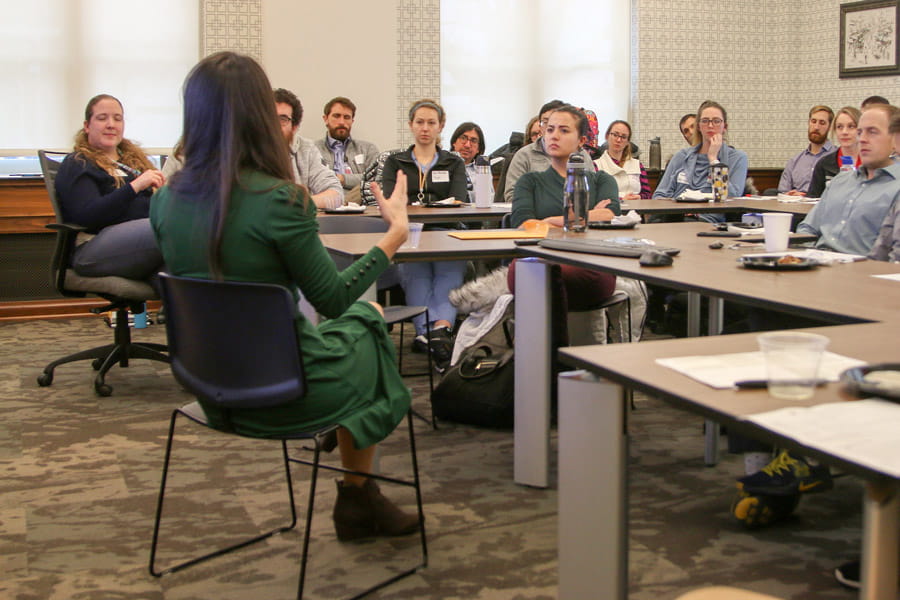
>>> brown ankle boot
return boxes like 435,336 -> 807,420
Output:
332,480 -> 378,541
332,479 -> 420,541
363,479 -> 421,537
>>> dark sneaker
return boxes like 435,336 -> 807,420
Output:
737,450 -> 833,496
411,334 -> 429,354
428,327 -> 452,373
834,559 -> 860,590
731,489 -> 800,529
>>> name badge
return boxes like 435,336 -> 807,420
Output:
354,153 -> 365,165
432,170 -> 450,183
114,168 -> 128,177
676,171 -> 689,184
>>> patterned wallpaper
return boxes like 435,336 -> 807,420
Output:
396,0 -> 442,146
633,0 -> 900,168
200,0 -> 900,168
201,0 -> 262,60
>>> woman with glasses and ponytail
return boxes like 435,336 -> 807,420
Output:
653,100 -> 748,212
595,119 -> 651,200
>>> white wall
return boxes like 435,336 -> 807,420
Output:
260,0 -> 399,150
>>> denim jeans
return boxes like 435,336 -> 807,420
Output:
399,260 -> 467,334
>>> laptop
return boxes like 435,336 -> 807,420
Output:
538,237 -> 681,258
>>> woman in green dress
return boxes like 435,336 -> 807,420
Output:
150,51 -> 419,541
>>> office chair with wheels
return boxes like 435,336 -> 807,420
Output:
149,274 -> 427,599
35,150 -> 168,396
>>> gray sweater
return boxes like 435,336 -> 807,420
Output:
315,137 -> 380,190
503,138 -> 595,203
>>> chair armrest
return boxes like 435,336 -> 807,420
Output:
45,222 -> 89,297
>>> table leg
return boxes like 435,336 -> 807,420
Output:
687,291 -> 701,337
559,370 -> 627,600
704,297 -> 723,466
514,258 -> 552,488
860,481 -> 899,600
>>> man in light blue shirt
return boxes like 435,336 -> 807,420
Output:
798,104 -> 900,255
778,105 -> 834,195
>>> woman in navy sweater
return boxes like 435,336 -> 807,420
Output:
54,94 -> 165,281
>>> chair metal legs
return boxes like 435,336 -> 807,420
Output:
149,408 -> 298,577
149,408 -> 428,599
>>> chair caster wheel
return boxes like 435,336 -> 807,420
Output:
37,372 -> 53,386
91,358 -> 103,370
95,382 -> 112,397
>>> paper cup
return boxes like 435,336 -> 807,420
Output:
762,212 -> 792,252
402,222 -> 424,248
757,331 -> 829,400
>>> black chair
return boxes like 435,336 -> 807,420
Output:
317,215 -> 436,426
35,150 -> 168,396
149,274 -> 427,599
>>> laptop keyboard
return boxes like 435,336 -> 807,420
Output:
538,238 -> 681,258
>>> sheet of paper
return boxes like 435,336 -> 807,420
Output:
873,273 -> 900,282
655,351 -> 867,389
745,399 -> 900,478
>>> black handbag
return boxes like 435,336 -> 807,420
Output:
431,304 -> 515,428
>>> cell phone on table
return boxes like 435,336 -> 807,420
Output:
514,239 -> 541,246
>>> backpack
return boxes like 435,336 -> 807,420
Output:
431,301 -> 515,428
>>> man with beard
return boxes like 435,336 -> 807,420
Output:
315,97 -> 380,205
777,105 -> 834,195
274,88 -> 343,209
449,122 -> 489,202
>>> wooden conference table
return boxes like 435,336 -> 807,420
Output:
318,202 -> 511,225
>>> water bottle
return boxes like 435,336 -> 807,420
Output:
563,153 -> 590,233
839,155 -> 855,174
473,155 -> 492,208
648,137 -> 661,171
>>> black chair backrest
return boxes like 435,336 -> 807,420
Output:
158,274 -> 306,409
37,150 -> 68,222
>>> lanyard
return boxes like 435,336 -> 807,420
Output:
417,166 -> 427,202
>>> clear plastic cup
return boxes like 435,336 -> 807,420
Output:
402,222 -> 424,248
757,331 -> 829,400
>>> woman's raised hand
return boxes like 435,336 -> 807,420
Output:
371,171 -> 409,232
130,169 -> 166,193
371,171 -> 409,257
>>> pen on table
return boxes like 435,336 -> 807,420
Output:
734,379 -> 829,390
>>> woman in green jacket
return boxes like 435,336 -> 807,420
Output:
150,51 -> 419,542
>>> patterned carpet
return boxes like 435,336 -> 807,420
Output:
0,316 -> 873,599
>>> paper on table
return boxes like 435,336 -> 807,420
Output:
873,273 -> 900,282
655,351 -> 867,389
776,193 -> 819,204
745,399 -> 900,478
678,190 -> 714,201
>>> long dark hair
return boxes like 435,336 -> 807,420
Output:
169,51 -> 296,279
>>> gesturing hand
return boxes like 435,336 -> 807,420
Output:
371,171 -> 409,232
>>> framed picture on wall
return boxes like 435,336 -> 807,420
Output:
840,0 -> 900,78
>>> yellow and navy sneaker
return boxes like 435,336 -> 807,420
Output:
731,489 -> 801,529
737,450 -> 833,496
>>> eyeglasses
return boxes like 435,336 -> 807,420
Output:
608,132 -> 629,141
278,115 -> 293,125
457,134 -> 480,146
699,118 -> 724,126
